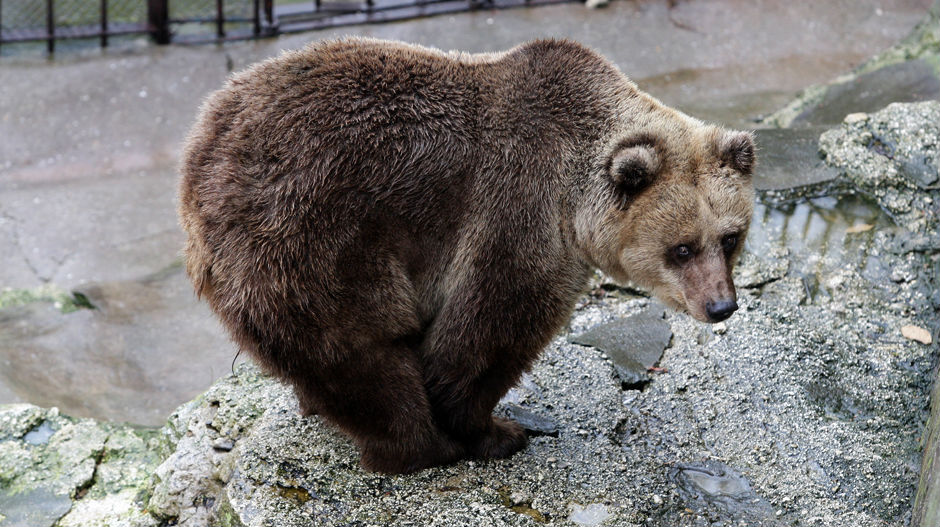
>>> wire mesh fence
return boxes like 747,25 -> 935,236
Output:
0,0 -> 150,51
0,0 -> 576,54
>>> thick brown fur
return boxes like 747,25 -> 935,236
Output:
178,38 -> 755,474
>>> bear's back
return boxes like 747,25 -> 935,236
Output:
182,39 -> 510,234
178,38 -> 628,309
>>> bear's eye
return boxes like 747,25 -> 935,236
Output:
721,234 -> 739,252
672,244 -> 693,262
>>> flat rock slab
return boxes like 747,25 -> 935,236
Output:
793,59 -> 940,127
502,403 -> 560,437
752,128 -> 842,192
669,460 -> 776,522
0,486 -> 73,527
0,264 -> 235,425
568,306 -> 672,386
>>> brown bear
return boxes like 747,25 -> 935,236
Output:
178,37 -> 755,474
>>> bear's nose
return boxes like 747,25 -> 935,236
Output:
706,300 -> 738,322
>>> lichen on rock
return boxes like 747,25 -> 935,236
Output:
0,404 -> 164,527
820,101 -> 940,238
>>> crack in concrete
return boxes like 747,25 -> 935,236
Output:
74,438 -> 109,501
106,227 -> 180,250
0,208 -> 47,285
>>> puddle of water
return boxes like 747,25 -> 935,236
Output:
669,461 -> 775,519
23,421 -> 56,446
747,193 -> 897,300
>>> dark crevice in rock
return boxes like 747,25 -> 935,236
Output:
74,443 -> 108,500
740,275 -> 783,290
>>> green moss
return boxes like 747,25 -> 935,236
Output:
0,285 -> 95,313
215,491 -> 246,527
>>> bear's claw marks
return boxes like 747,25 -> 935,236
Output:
469,417 -> 528,460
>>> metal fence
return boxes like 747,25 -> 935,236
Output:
0,0 -> 576,54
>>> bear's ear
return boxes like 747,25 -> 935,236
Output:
608,142 -> 660,194
717,130 -> 755,176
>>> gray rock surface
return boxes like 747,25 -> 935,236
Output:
914,376 -> 940,527
752,128 -> 842,192
0,405 -> 163,527
0,263 -> 237,425
819,101 -> 940,236
569,305 -> 672,387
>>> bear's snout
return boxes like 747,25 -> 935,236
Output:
705,299 -> 738,322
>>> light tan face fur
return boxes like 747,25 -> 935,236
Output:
583,127 -> 755,323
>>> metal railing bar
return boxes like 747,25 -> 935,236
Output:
46,0 -> 54,53
101,0 -> 108,47
148,0 -> 169,44
265,0 -> 274,25
1,21 -> 147,42
271,0 -> 572,34
276,0 -> 566,18
168,16 -> 255,24
216,0 -> 225,37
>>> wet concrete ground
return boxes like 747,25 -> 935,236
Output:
0,0 -> 934,424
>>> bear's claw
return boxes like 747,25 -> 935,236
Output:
470,417 -> 528,460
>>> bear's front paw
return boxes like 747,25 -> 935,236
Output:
471,417 -> 528,460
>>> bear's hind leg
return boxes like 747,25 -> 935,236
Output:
292,340 -> 466,474
420,263 -> 574,461
424,360 -> 529,460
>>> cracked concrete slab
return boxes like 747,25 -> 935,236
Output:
0,264 -> 235,426
2,174 -> 184,287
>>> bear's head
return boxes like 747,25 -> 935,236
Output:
579,124 -> 755,324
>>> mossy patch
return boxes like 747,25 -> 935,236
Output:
0,285 -> 95,313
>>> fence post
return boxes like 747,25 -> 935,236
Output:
101,0 -> 108,47
216,0 -> 225,38
47,0 -> 54,53
147,0 -> 169,44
